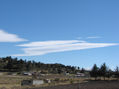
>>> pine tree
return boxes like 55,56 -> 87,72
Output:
90,64 -> 99,80
99,63 -> 107,80
115,66 -> 119,80
106,68 -> 113,80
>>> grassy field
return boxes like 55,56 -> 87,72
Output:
0,73 -> 32,89
0,73 -> 86,89
0,73 -> 118,89
29,81 -> 119,89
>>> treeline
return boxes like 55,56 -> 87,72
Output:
90,63 -> 119,80
0,56 -> 79,74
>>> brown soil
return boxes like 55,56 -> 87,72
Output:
79,80 -> 119,89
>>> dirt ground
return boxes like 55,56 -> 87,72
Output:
79,81 -> 119,89
29,81 -> 119,89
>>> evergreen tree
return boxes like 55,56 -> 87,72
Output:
115,66 -> 119,80
80,68 -> 85,73
0,56 -> 79,74
99,63 -> 107,80
90,64 -> 99,80
106,68 -> 113,80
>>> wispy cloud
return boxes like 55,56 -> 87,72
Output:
13,40 -> 118,56
0,30 -> 27,42
87,36 -> 101,39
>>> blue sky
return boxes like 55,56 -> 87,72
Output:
0,0 -> 119,69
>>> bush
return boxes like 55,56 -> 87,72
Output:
70,79 -> 74,84
54,78 -> 60,82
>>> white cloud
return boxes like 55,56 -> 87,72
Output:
0,30 -> 27,42
13,40 -> 118,56
17,40 -> 86,47
87,36 -> 101,39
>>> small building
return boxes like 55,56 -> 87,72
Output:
75,73 -> 85,77
21,79 -> 44,86
64,72 -> 70,76
33,80 -> 44,85
23,72 -> 32,76
21,80 -> 32,86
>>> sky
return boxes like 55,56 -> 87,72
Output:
0,0 -> 119,69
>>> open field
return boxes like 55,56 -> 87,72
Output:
0,73 -> 119,89
0,73 -> 81,89
0,74 -> 32,89
28,81 -> 119,89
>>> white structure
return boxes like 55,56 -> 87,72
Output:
21,79 -> 44,86
75,73 -> 85,77
33,80 -> 44,85
23,72 -> 32,76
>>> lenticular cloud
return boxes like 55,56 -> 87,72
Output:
13,40 -> 118,56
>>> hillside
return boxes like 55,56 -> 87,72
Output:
0,56 -> 80,74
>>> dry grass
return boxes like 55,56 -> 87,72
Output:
0,73 -> 90,89
0,73 -> 88,89
0,74 -> 118,89
0,74 -> 32,89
